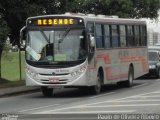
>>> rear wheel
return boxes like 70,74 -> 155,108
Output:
117,66 -> 134,87
41,87 -> 53,97
124,66 -> 134,87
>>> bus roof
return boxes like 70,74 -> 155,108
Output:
27,13 -> 146,25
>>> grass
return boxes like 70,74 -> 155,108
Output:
1,51 -> 25,81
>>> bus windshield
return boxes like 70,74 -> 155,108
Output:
26,29 -> 87,62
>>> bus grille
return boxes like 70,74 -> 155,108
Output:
40,79 -> 68,84
39,73 -> 69,76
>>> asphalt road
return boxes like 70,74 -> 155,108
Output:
1,77 -> 160,120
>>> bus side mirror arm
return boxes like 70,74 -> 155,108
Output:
20,26 -> 26,49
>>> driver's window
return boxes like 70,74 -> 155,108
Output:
87,23 -> 94,34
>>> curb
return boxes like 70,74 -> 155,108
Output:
0,86 -> 40,97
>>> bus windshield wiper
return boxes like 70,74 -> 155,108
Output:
40,30 -> 50,44
58,28 -> 70,43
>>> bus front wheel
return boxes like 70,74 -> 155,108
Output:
41,87 -> 53,97
90,71 -> 102,94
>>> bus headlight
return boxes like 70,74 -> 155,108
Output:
26,67 -> 38,79
71,66 -> 87,77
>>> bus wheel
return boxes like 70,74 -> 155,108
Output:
156,68 -> 160,78
117,66 -> 134,87
125,66 -> 134,87
41,87 -> 53,97
91,71 -> 102,94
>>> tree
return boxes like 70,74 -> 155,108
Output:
66,0 -> 160,19
0,0 -> 44,46
0,17 -> 9,78
131,0 -> 160,19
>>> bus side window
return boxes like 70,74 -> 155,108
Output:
95,24 -> 103,48
111,25 -> 119,48
119,25 -> 126,47
104,25 -> 111,48
126,25 -> 134,47
140,26 -> 147,46
134,26 -> 140,46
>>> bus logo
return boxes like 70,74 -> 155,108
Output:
52,72 -> 56,75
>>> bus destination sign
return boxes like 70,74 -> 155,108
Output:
27,17 -> 84,26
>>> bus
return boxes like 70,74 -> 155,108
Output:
20,13 -> 149,97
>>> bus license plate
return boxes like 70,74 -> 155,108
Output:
49,78 -> 59,83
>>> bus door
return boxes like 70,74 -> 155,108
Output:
87,22 -> 96,85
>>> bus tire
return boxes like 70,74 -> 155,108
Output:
125,66 -> 134,87
156,68 -> 160,78
41,87 -> 53,97
117,66 -> 134,87
90,71 -> 102,95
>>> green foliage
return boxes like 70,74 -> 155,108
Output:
0,18 -> 9,51
131,0 -> 160,19
0,0 -> 43,46
62,0 -> 160,18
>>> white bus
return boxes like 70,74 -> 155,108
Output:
20,13 -> 149,96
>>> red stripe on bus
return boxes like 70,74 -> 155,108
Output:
120,56 -> 148,72
120,56 -> 140,62
96,47 -> 147,50
139,56 -> 148,72
109,73 -> 128,80
96,54 -> 111,64
105,67 -> 128,80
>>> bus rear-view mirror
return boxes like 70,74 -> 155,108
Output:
89,34 -> 95,48
20,26 -> 26,49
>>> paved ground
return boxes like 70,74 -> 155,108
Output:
0,86 -> 39,97
1,77 -> 160,120
0,78 -> 160,120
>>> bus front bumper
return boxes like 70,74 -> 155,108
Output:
26,70 -> 90,87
